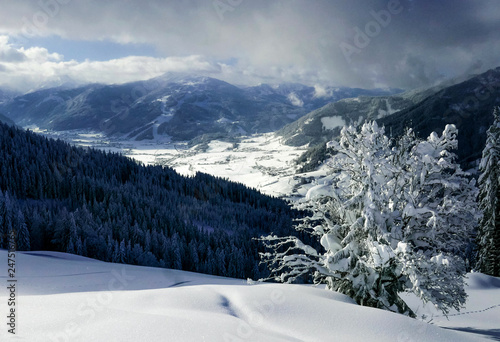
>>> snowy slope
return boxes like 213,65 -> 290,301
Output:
1,250 -> 498,341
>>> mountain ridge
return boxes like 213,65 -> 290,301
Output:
381,67 -> 500,166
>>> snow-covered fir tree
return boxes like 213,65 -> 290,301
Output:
260,122 -> 479,317
16,210 -> 30,251
477,107 -> 500,276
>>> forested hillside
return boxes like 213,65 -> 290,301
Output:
0,122 -> 298,279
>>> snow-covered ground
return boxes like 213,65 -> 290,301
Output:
1,250 -> 498,342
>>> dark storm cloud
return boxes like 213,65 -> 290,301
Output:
0,0 -> 499,89
329,0 -> 500,88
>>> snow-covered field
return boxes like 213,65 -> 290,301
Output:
27,128 -> 311,197
1,250 -> 498,341
153,136 -> 308,197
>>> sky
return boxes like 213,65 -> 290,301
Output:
0,0 -> 499,93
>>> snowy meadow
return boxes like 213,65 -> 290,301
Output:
1,250 -> 499,341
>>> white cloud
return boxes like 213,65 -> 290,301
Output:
287,92 -> 304,107
313,85 -> 332,98
0,36 -> 226,92
0,36 -> 27,63
0,34 -> 338,93
21,46 -> 63,62
65,55 -> 221,84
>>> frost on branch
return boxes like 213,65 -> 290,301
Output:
260,121 -> 479,317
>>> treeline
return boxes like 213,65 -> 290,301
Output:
0,122 -> 298,279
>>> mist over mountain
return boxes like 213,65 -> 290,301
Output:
0,87 -> 19,104
0,74 -> 399,142
244,83 -> 402,112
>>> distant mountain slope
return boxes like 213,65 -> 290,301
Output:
278,72 -> 484,147
281,67 -> 500,169
0,74 -> 399,142
278,93 -> 417,147
0,112 -> 14,125
380,67 -> 500,166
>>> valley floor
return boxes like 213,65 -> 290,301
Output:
27,127 -> 313,198
1,250 -> 499,341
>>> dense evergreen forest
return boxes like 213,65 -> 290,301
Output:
0,122 -> 299,279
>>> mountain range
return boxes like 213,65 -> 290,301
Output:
2,68 -> 499,171
0,74 -> 399,142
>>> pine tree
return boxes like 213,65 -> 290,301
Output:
67,239 -> 76,255
15,210 -> 30,251
66,214 -> 78,254
0,192 -> 14,249
188,240 -> 199,272
477,107 -> 500,276
0,191 -> 5,248
261,122 -> 479,317
118,239 -> 127,263
112,240 -> 120,263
